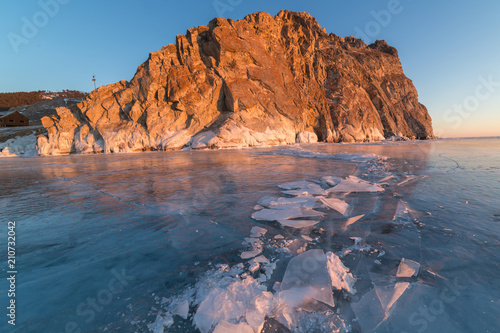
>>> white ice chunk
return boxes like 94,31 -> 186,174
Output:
328,177 -> 384,193
256,196 -> 280,207
274,234 -> 284,239
396,258 -> 420,277
194,277 -> 265,333
252,255 -> 269,264
243,238 -> 263,251
249,261 -> 260,273
344,214 -> 364,229
393,200 -> 408,220
280,249 -> 335,307
253,205 -> 264,210
241,250 -> 261,259
326,252 -> 357,294
212,320 -> 254,333
318,196 -> 349,215
172,300 -> 189,319
250,226 -> 267,237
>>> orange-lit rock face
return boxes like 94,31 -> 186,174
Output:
37,10 -> 433,155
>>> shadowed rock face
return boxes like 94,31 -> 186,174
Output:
37,10 -> 434,155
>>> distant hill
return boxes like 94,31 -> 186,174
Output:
0,90 -> 87,111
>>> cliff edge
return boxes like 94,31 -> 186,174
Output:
37,10 -> 434,155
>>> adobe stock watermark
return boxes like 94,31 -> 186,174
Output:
61,267 -> 135,333
213,0 -> 243,17
402,276 -> 467,333
442,75 -> 500,130
354,0 -> 410,44
7,0 -> 71,54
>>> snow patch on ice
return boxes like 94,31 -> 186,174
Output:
0,133 -> 38,157
326,252 -> 357,294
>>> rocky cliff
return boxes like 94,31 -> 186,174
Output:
37,10 -> 434,155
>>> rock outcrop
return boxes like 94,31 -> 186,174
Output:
37,10 -> 434,156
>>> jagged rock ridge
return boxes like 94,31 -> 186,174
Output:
37,10 -> 434,155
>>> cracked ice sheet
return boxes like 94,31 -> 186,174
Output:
351,282 -> 410,332
328,177 -> 384,193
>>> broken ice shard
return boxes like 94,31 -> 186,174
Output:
396,258 -> 420,277
328,177 -> 384,193
344,214 -> 364,229
250,226 -> 267,237
318,196 -> 349,215
280,249 -> 335,307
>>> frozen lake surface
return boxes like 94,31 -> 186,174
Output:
1,138 -> 499,332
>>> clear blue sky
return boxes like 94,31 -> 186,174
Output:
1,0 -> 499,137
